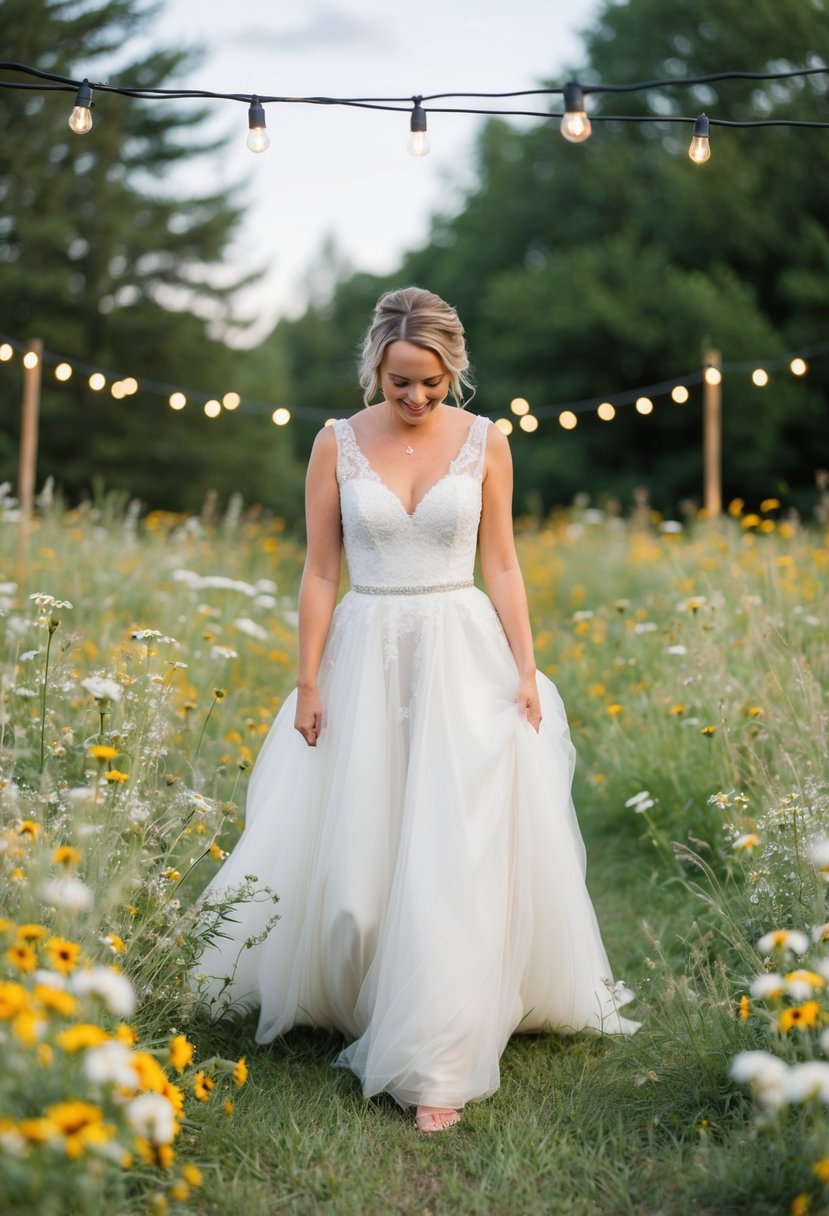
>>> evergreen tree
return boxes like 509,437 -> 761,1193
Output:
0,0 -> 303,516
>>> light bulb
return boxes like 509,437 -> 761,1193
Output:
688,114 -> 711,164
560,81 -> 591,144
408,102 -> 430,157
68,80 -> 93,135
247,96 -> 270,153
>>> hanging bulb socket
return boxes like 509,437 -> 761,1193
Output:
246,96 -> 270,153
688,113 -> 711,164
68,79 -> 93,135
560,81 -> 591,144
408,99 -> 430,157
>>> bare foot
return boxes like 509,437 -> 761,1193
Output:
415,1105 -> 460,1133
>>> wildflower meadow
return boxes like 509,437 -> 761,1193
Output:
1,484 -> 828,1215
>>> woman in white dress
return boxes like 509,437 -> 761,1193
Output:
195,286 -> 639,1134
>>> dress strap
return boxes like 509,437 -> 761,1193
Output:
450,414 -> 491,482
332,418 -> 379,485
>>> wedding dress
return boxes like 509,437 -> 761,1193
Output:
195,412 -> 639,1110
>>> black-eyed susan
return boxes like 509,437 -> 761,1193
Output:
52,845 -> 82,867
16,923 -> 48,942
193,1071 -> 214,1101
45,936 -> 81,974
778,1000 -> 822,1033
6,942 -> 37,972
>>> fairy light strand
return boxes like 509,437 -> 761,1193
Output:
1,331 -> 826,429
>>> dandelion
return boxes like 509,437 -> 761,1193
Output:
232,1056 -> 248,1087
168,1035 -> 194,1074
52,845 -> 82,867
757,929 -> 810,957
607,704 -> 623,716
778,1001 -> 822,1033
88,744 -> 119,763
745,706 -> 764,717
700,725 -> 717,737
104,770 -> 129,783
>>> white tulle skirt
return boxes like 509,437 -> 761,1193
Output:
195,586 -> 638,1110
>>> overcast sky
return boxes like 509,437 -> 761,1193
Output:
144,0 -> 603,342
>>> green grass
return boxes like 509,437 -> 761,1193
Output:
1,498 -> 828,1214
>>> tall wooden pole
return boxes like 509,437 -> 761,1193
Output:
18,337 -> 43,524
702,348 -> 722,518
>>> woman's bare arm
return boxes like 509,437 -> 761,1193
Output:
294,426 -> 342,746
478,425 -> 542,731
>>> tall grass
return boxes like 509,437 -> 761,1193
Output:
0,489 -> 827,1214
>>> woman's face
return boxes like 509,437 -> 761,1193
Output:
379,341 -> 450,425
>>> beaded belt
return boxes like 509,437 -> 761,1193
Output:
352,579 -> 474,596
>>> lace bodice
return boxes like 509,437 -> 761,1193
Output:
332,414 -> 491,590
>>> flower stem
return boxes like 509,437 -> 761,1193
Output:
39,627 -> 55,773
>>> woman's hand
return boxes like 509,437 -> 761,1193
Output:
516,673 -> 542,733
294,685 -> 324,747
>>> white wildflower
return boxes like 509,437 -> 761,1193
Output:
232,617 -> 269,641
124,1093 -> 177,1145
81,676 -> 122,702
730,1051 -> 789,1109
659,520 -> 683,533
784,1061 -> 829,1104
750,973 -> 785,1000
757,929 -> 810,956
71,966 -> 136,1017
633,622 -> 658,634
211,645 -> 238,661
625,791 -> 655,813
665,645 -> 687,656
39,876 -> 94,912
84,1041 -> 139,1089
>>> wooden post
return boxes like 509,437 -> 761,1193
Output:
18,337 -> 43,524
702,348 -> 722,518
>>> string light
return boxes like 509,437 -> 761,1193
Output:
169,392 -> 186,410
408,100 -> 430,157
671,385 -> 689,403
0,343 -> 12,361
272,407 -> 291,426
635,396 -> 653,415
55,362 -> 72,381
510,397 -> 530,416
111,381 -> 126,399
560,82 -> 591,144
22,351 -> 39,370
790,357 -> 807,376
520,414 -> 539,432
558,411 -> 577,429
222,391 -> 241,410
204,399 -> 221,417
752,368 -> 769,387
495,418 -> 513,435
246,97 -> 270,154
703,366 -> 722,386
68,79 -> 93,135
88,372 -> 106,391
597,402 -> 615,421
688,113 -> 711,164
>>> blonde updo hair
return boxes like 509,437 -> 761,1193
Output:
358,286 -> 474,408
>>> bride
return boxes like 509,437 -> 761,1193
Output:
194,286 -> 639,1134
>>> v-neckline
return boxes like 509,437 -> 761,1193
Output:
343,417 -> 478,519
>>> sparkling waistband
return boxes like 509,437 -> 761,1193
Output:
352,579 -> 474,596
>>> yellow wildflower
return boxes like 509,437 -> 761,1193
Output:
778,1001 -> 822,1033
165,869 -> 181,882
9,868 -> 25,882
738,995 -> 751,1021
114,1023 -> 137,1045
170,1181 -> 190,1202
13,1008 -> 45,1045
194,1071 -> 214,1101
182,1164 -> 203,1187
16,923 -> 47,942
606,704 -> 623,716
131,1051 -> 169,1094
760,498 -> 781,512
700,725 -> 717,737
812,1158 -> 829,1184
123,903 -> 140,919
46,1100 -> 104,1136
19,1117 -> 59,1143
52,845 -> 82,867
37,1043 -> 54,1067
209,842 -> 227,862
745,706 -> 763,718
88,745 -> 119,761
223,1098 -> 234,1116
16,819 -> 39,840
6,942 -> 37,972
104,769 -> 129,783
0,982 -> 28,1021
104,933 -> 126,954
790,1195 -> 810,1216
669,704 -> 686,716
45,936 -> 81,975
168,1034 -> 194,1074
232,1056 -> 248,1087
727,498 -> 744,517
57,1023 -> 111,1052
34,984 -> 77,1017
